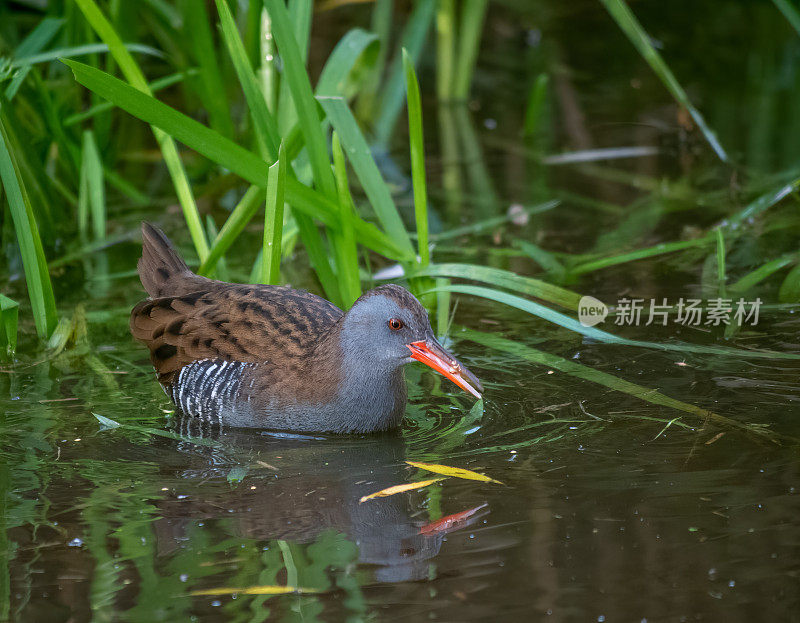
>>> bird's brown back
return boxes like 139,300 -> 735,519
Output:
130,223 -> 343,385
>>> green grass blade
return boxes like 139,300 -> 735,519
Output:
0,295 -> 19,356
403,49 -> 429,267
599,0 -> 728,163
182,0 -> 234,139
773,0 -> 800,36
462,329 -> 780,442
73,0 -> 210,261
5,16 -> 62,100
204,215 -> 229,281
453,0 -> 488,99
316,29 -> 379,97
199,185 -> 266,276
432,283 -> 800,360
276,0 -> 313,135
523,74 -> 549,137
715,227 -> 727,298
331,131 -> 362,307
414,263 -> 582,310
569,236 -> 712,277
11,43 -> 162,68
436,0 -> 456,100
260,143 -> 287,285
64,70 -> 194,127
81,130 -> 105,240
513,240 -> 565,279
317,95 -> 414,254
264,0 -> 336,200
63,60 -> 411,261
0,116 -> 57,339
779,263 -> 800,303
729,254 -> 796,293
726,175 -> 800,228
374,0 -> 435,146
293,212 -> 341,306
215,0 -> 280,157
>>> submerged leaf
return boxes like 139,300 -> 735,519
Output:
419,503 -> 489,535
406,461 -> 502,484
190,585 -> 316,596
359,477 -> 446,503
93,413 -> 120,429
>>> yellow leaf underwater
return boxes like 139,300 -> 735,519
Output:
405,460 -> 502,484
190,585 -> 317,596
359,477 -> 447,503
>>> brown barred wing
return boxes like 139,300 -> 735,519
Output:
129,283 -> 343,385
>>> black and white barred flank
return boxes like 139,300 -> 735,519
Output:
170,358 -> 254,424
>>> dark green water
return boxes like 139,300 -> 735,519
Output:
4,1 -> 800,621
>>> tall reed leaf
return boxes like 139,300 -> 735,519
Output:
215,0 -> 280,158
317,96 -> 414,254
264,0 -> 336,200
599,0 -> 728,163
64,60 -> 410,260
181,0 -> 234,139
79,130 -> 105,241
0,116 -> 57,339
453,0 -> 488,99
374,0 -> 435,146
403,49 -> 429,267
331,131 -> 362,307
259,143 -> 287,285
73,0 -> 210,261
199,186 -> 266,276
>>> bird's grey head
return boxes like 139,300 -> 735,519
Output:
341,285 -> 432,366
340,285 -> 483,398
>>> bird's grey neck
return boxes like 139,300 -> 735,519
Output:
333,323 -> 407,431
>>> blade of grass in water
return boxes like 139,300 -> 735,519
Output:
725,175 -> 800,228
318,96 -> 414,255
729,254 -> 797,293
73,0 -> 210,261
715,227 -> 727,298
259,143 -> 287,285
599,0 -> 728,163
63,61 -> 410,261
414,263 -> 582,310
0,115 -> 58,339
461,329 -> 785,443
513,240 -> 566,280
0,295 -> 19,356
403,49 -> 429,267
79,130 -> 105,241
568,236 -> 712,277
432,284 -> 800,360
331,132 -> 361,307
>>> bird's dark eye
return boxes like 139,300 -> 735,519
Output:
388,318 -> 404,331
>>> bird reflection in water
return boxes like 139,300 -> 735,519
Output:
152,416 -> 490,585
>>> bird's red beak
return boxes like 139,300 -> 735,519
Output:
407,338 -> 483,399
